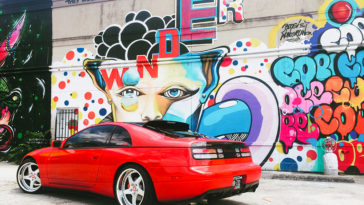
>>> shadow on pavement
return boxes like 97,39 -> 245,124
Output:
27,188 -> 248,205
42,188 -> 117,205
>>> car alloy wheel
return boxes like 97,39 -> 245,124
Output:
115,165 -> 157,205
17,159 -> 42,193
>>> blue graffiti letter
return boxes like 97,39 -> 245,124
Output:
272,57 -> 300,87
337,52 -> 361,88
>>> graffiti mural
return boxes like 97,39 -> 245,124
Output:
0,1 -> 52,152
0,13 -> 24,152
266,0 -> 364,174
51,0 -> 363,174
52,1 -> 280,166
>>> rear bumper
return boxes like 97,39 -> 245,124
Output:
151,162 -> 261,202
201,180 -> 259,200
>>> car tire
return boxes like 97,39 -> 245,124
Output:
16,158 -> 42,193
114,164 -> 158,205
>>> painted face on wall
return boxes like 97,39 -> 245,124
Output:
0,78 -> 21,152
84,48 -> 227,126
109,60 -> 204,122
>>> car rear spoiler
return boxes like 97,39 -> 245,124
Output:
140,120 -> 190,132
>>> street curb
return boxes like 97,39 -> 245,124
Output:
261,171 -> 355,183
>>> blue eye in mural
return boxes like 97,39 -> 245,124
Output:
161,86 -> 199,100
163,88 -> 186,99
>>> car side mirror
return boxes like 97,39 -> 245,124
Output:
51,140 -> 62,148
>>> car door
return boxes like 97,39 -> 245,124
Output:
47,125 -> 114,188
96,125 -> 133,185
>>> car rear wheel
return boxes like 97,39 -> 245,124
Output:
17,158 -> 42,193
115,165 -> 157,205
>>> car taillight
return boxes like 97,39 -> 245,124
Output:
191,142 -> 251,160
237,148 -> 251,158
192,148 -> 220,159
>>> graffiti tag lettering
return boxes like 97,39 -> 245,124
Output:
281,20 -> 312,41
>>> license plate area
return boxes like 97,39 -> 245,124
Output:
233,175 -> 245,189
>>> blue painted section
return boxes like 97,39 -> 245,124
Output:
198,100 -> 251,137
122,69 -> 140,86
280,158 -> 298,171
306,138 -> 317,146
358,134 -> 364,142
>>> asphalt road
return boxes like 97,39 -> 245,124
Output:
1,162 -> 364,205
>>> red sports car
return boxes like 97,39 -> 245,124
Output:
17,120 -> 261,205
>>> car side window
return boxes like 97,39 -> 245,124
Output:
64,125 -> 114,149
108,126 -> 132,147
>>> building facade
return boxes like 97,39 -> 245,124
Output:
1,0 -> 364,174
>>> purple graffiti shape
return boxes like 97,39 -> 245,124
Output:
215,76 -> 280,166
222,89 -> 262,145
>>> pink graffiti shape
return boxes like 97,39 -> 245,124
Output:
279,113 -> 320,153
281,81 -> 332,114
293,84 -> 313,113
281,86 -> 313,114
0,12 -> 26,67
293,113 -> 320,144
281,87 -> 297,114
310,81 -> 332,105
179,0 -> 216,41
280,115 -> 297,153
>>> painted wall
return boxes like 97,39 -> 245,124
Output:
50,0 -> 364,174
0,0 -> 52,153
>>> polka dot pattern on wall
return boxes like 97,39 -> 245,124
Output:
99,108 -> 107,116
263,142 -> 318,172
58,81 -> 66,89
51,48 -> 110,131
85,92 -> 92,100
216,38 -> 274,83
66,51 -> 75,60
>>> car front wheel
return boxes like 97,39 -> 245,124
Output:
115,165 -> 157,205
17,158 -> 42,193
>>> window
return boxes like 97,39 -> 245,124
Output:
108,126 -> 132,147
55,108 -> 79,140
64,125 -> 114,148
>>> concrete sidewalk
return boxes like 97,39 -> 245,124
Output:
261,170 -> 364,184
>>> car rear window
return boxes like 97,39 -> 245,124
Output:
108,126 -> 132,147
147,127 -> 209,139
